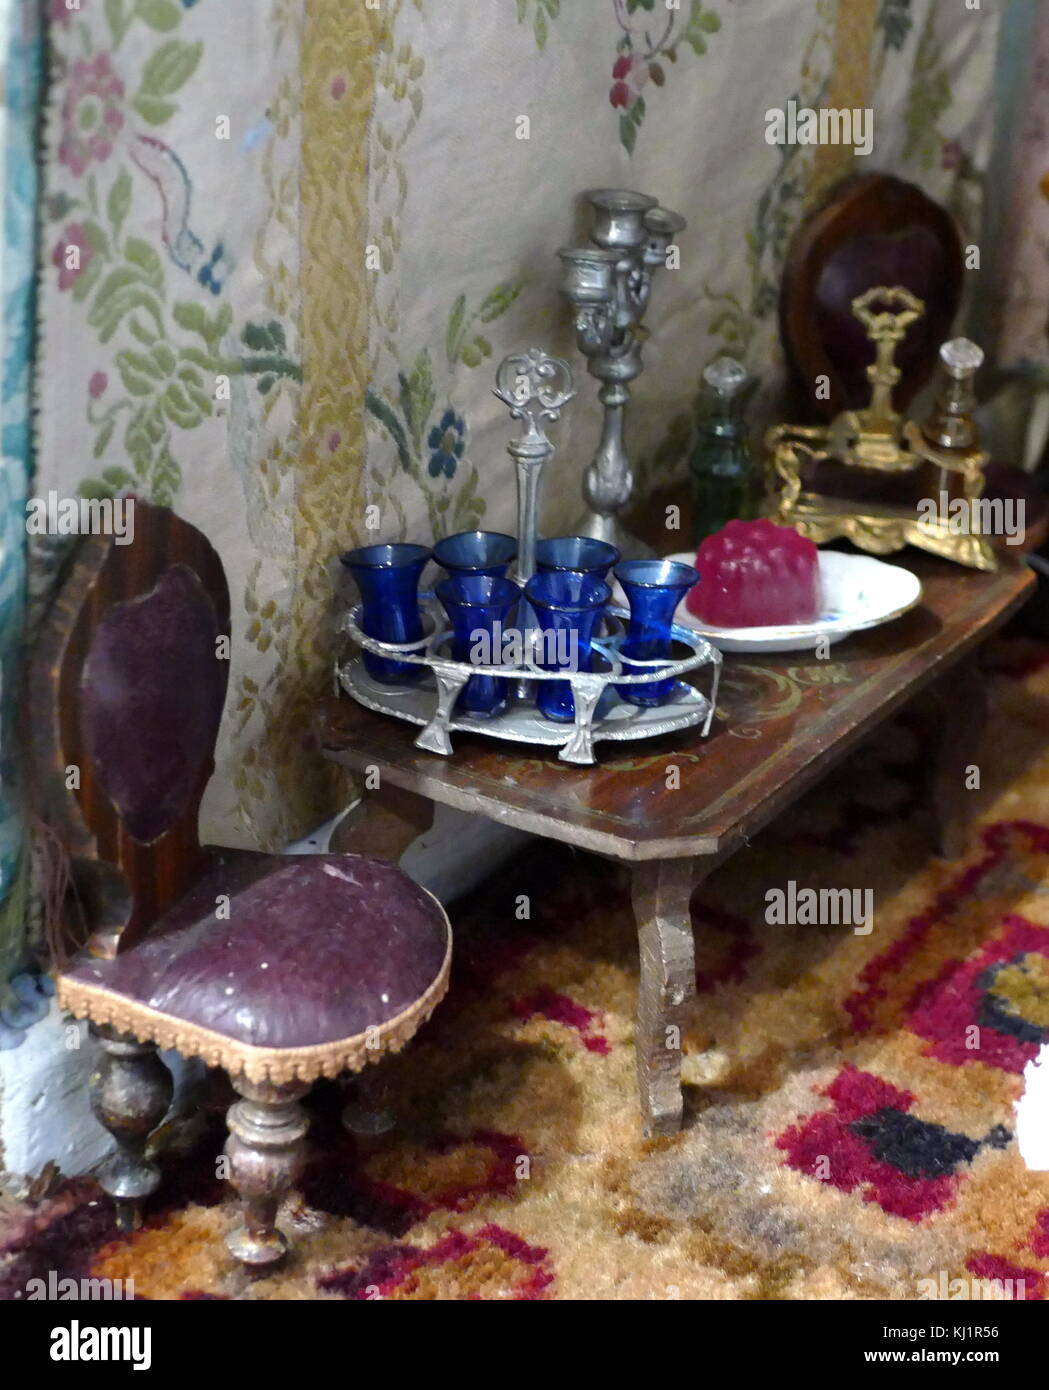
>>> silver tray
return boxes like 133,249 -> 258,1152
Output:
336,598 -> 721,766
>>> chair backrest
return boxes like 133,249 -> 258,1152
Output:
780,172 -> 964,419
29,500 -> 230,957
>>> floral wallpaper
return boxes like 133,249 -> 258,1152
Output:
993,0 -> 1049,369
33,0 -> 1002,852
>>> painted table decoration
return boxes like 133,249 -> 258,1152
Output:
336,349 -> 721,766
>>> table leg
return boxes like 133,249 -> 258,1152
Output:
929,657 -> 988,860
631,857 -> 698,1137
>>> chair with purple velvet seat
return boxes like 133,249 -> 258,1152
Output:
30,501 -> 451,1270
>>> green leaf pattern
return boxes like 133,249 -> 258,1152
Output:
49,7 -> 299,506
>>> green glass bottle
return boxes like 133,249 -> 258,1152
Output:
689,356 -> 756,544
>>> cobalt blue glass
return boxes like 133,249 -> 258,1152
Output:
535,536 -> 620,581
436,574 -> 520,718
340,542 -> 430,684
524,571 -> 610,723
433,530 -> 517,579
614,559 -> 698,706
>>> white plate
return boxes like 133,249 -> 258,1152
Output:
612,550 -> 923,654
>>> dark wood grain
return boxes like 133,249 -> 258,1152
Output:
28,501 -> 230,957
780,171 -> 963,420
315,554 -> 1034,864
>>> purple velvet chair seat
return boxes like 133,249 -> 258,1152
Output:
57,854 -> 451,1084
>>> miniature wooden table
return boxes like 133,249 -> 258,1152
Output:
315,554 -> 1034,1137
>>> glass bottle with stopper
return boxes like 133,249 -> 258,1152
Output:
688,356 -> 756,544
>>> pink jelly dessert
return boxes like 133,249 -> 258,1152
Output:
687,519 -> 822,628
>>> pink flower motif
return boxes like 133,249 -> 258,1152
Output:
609,53 -> 649,111
330,74 -> 346,101
59,54 -> 125,178
941,139 -> 964,171
327,430 -> 342,452
52,223 -> 95,291
88,370 -> 108,399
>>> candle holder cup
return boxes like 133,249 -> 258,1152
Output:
436,573 -> 520,718
614,558 -> 699,706
535,536 -> 620,581
525,571 -> 611,723
432,530 -> 517,579
340,542 -> 431,684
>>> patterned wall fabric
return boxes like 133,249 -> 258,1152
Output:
34,0 -> 1002,850
993,0 -> 1049,366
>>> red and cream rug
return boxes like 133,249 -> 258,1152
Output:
4,638 -> 1049,1300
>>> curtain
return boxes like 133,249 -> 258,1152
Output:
0,0 -> 42,996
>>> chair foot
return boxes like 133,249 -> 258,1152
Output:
224,1077 -> 310,1270
89,1026 -> 174,1230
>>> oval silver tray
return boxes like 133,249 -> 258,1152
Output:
336,597 -> 721,766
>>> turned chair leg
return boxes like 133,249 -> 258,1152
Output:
89,1025 -> 174,1232
224,1077 -> 310,1271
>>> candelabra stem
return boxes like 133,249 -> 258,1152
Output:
511,445 -> 543,585
575,381 -> 653,558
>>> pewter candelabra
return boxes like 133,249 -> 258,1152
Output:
559,189 -> 686,559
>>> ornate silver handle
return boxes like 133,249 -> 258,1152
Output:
492,349 -> 574,583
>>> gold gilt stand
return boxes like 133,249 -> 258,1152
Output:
765,286 -> 996,571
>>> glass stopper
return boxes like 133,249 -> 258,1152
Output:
703,356 -> 748,395
940,337 -> 984,378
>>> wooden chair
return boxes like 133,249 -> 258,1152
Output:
29,501 -> 451,1269
781,171 -> 964,421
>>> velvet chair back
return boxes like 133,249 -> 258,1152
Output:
781,172 -> 964,420
30,501 -> 230,957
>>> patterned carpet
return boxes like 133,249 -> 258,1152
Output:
5,638 -> 1049,1301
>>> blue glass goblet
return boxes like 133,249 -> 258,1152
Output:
436,574 -> 520,718
433,530 -> 518,579
524,571 -> 611,723
535,536 -> 620,581
614,559 -> 699,706
340,542 -> 430,684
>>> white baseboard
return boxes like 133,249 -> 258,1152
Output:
288,800 -> 530,903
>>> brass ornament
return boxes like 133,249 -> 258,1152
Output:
764,287 -> 997,571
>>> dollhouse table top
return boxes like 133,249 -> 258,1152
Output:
315,553 -> 1034,866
